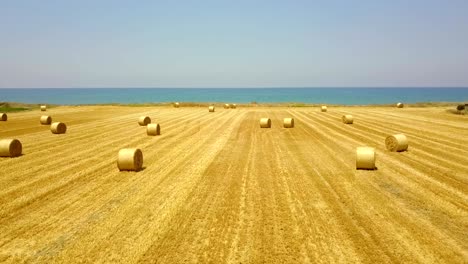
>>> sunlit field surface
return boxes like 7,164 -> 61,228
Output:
1,105 -> 467,263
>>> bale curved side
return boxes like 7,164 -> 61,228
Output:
0,139 -> 22,157
138,116 -> 151,126
40,115 -> 52,125
51,122 -> 67,134
0,113 -> 7,121
321,106 -> 327,112
342,115 -> 353,124
385,134 -> 408,152
356,147 -> 376,170
209,106 -> 215,112
260,118 -> 271,128
283,118 -> 294,128
118,148 -> 143,171
147,123 -> 161,136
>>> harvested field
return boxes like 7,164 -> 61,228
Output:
0,105 -> 467,263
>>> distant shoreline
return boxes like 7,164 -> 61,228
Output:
1,88 -> 467,105
1,87 -> 468,89
1,101 -> 465,110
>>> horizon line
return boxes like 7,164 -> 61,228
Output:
1,86 -> 468,89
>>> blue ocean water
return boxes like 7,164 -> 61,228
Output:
0,88 -> 467,105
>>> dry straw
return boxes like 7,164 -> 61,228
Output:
51,122 -> 67,134
385,134 -> 408,152
147,123 -> 161,136
260,118 -> 271,128
283,118 -> 294,128
138,116 -> 151,126
40,105 -> 47,111
0,113 -> 6,121
231,104 -> 237,109
117,148 -> 143,171
208,106 -> 215,112
397,103 -> 404,108
321,106 -> 328,112
0,139 -> 22,157
224,104 -> 230,109
40,115 -> 52,125
356,147 -> 376,170
342,115 -> 353,124
174,102 -> 180,108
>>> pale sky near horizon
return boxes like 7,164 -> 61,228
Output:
0,0 -> 467,88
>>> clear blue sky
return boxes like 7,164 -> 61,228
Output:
1,0 -> 467,88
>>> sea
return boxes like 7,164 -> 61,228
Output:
1,88 -> 467,105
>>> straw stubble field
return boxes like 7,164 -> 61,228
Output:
0,105 -> 467,263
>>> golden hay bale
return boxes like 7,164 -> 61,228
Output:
0,113 -> 7,121
260,118 -> 271,128
0,139 -> 22,157
283,118 -> 294,128
396,102 -> 404,108
40,105 -> 47,111
321,106 -> 327,112
138,116 -> 151,126
385,134 -> 408,152
208,106 -> 215,112
356,147 -> 376,170
51,122 -> 67,134
174,102 -> 180,108
40,115 -> 52,125
117,148 -> 143,171
147,123 -> 161,136
230,104 -> 237,109
224,104 -> 230,109
342,115 -> 353,124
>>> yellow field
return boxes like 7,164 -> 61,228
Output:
0,105 -> 467,263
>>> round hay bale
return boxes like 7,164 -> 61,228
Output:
51,122 -> 67,134
174,102 -> 180,108
0,139 -> 22,157
118,148 -> 143,171
356,147 -> 376,170
40,105 -> 47,111
231,104 -> 237,109
40,115 -> 52,125
224,104 -> 230,109
260,118 -> 271,128
147,123 -> 160,136
208,106 -> 215,112
138,116 -> 151,126
396,102 -> 404,108
283,118 -> 294,128
0,113 -> 7,121
456,104 -> 465,111
321,106 -> 327,112
342,115 -> 353,124
385,134 -> 408,152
